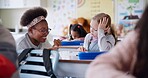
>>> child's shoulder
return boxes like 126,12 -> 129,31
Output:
85,33 -> 93,41
86,33 -> 92,37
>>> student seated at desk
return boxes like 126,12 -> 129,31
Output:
86,6 -> 148,78
61,24 -> 87,41
69,24 -> 87,41
17,7 -> 60,50
78,13 -> 116,52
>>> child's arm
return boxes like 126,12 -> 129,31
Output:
97,17 -> 115,51
49,39 -> 61,50
78,33 -> 92,52
98,29 -> 115,51
53,39 -> 61,47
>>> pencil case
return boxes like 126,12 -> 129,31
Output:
61,40 -> 84,46
78,51 -> 106,60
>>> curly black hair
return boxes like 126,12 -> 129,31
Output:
20,7 -> 47,26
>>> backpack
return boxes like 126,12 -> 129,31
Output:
18,48 -> 58,78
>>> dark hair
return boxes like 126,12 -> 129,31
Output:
20,7 -> 47,26
69,24 -> 87,40
133,5 -> 148,78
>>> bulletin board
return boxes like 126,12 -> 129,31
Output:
48,0 -> 114,36
115,0 -> 146,32
48,0 -> 77,36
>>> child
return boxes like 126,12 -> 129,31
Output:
0,24 -> 19,78
79,13 -> 116,52
17,7 -> 60,50
86,5 -> 148,78
69,24 -> 87,41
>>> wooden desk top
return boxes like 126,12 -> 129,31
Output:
59,51 -> 92,64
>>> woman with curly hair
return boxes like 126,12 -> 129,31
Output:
17,7 -> 60,50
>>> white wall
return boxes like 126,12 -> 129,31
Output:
1,0 -> 147,30
0,1 -> 50,29
0,9 -> 27,29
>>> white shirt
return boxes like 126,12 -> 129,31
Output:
83,29 -> 115,52
98,29 -> 115,51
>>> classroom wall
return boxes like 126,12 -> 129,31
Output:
0,2 -> 49,29
77,0 -> 114,23
0,0 -> 114,30
0,9 -> 27,29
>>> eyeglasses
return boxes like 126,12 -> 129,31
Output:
33,28 -> 51,34
90,26 -> 97,31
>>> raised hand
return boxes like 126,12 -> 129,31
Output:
53,39 -> 61,47
98,17 -> 109,31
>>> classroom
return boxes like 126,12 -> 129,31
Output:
0,0 -> 148,78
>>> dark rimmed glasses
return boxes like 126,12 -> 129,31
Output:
33,28 -> 51,34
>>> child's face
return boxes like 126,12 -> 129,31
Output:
90,20 -> 98,38
31,21 -> 49,43
71,30 -> 80,39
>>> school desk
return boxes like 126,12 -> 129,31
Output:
55,50 -> 91,78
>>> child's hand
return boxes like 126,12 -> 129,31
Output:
98,17 -> 109,31
53,39 -> 61,47
78,46 -> 87,52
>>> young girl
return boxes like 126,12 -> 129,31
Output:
86,5 -> 148,78
69,24 -> 87,41
17,7 -> 60,50
79,13 -> 116,52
